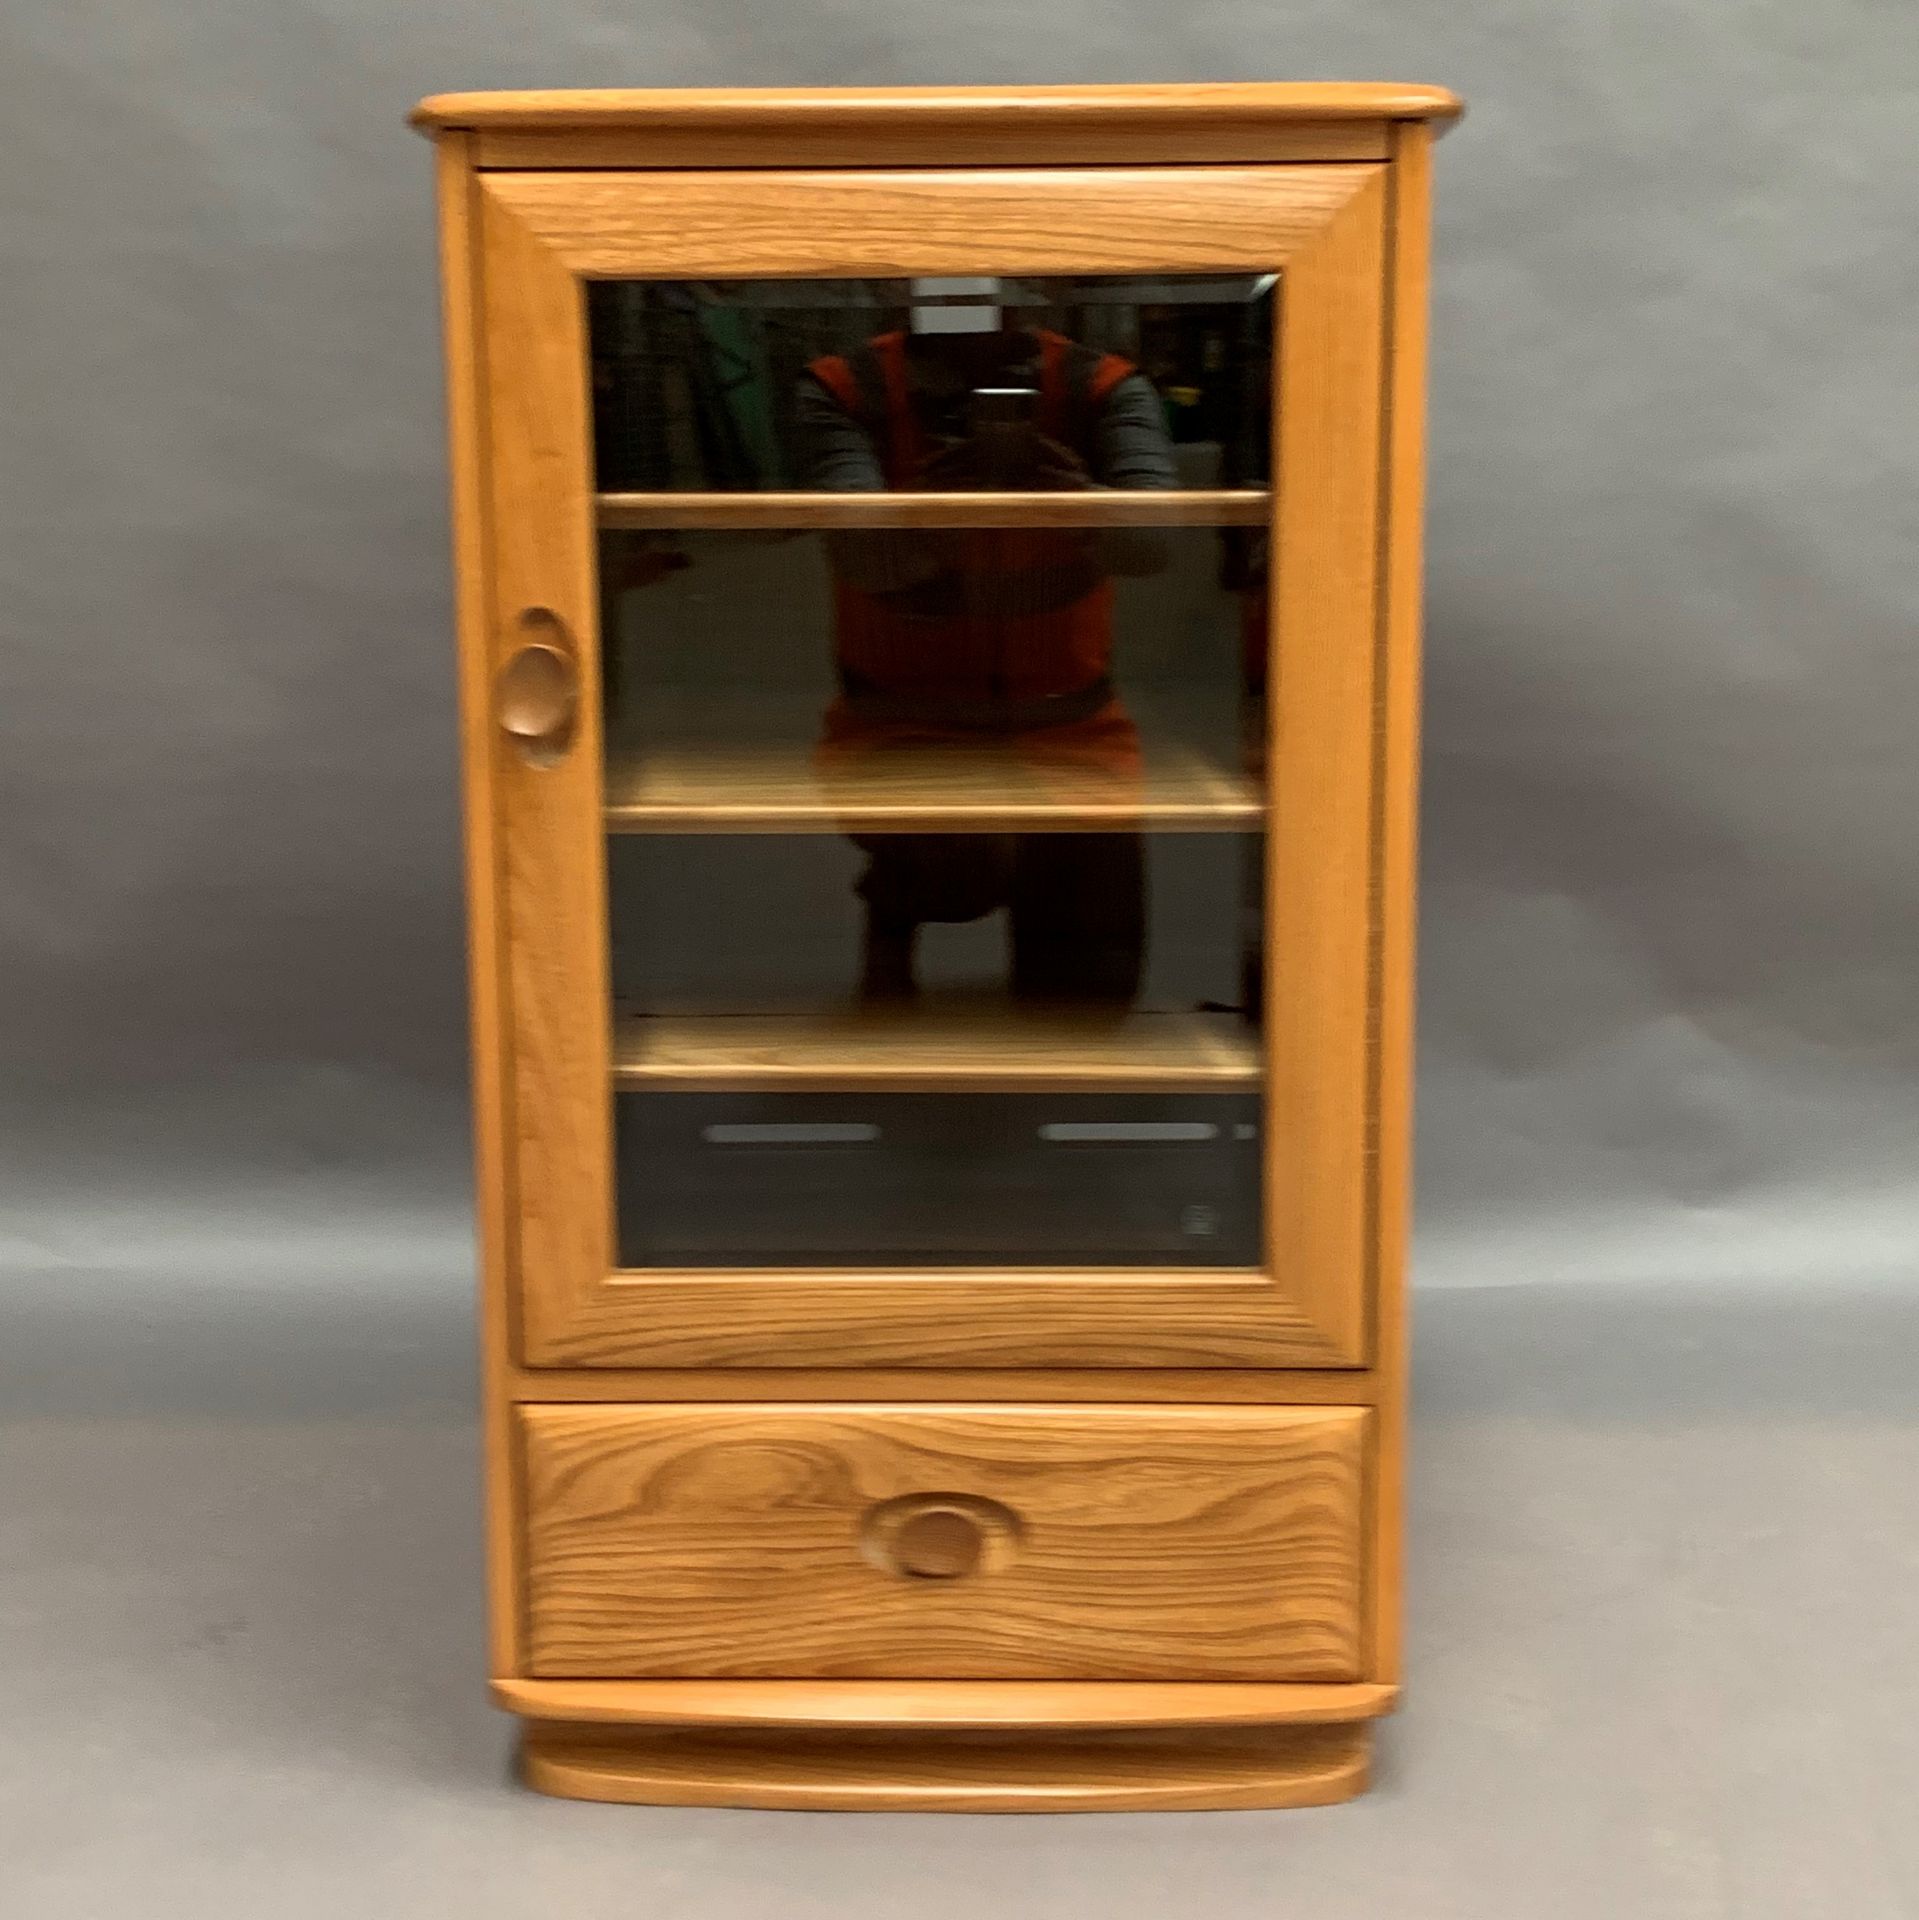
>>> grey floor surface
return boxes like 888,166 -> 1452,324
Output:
3,1268 -> 1915,1919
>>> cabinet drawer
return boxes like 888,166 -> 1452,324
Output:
518,1404 -> 1367,1681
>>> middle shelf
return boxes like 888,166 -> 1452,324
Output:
613,1009 -> 1261,1094
597,488 -> 1271,531
603,737 -> 1261,834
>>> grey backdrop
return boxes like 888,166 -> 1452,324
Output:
7,3 -> 1916,1291
5,7 -> 1919,1916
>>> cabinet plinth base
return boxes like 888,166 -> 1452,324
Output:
518,1719 -> 1371,1812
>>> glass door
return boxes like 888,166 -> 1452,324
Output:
597,271 -> 1270,1270
476,165 -> 1387,1367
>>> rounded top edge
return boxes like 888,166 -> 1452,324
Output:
408,82 -> 1464,135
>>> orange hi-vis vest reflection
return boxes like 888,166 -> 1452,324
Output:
806,329 -> 1136,703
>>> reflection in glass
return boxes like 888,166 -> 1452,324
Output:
589,274 -> 1274,492
588,273 -> 1275,1271
617,1091 -> 1261,1269
601,534 -> 1263,1023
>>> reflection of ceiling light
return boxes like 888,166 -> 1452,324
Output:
701,1123 -> 880,1145
1250,273 -> 1280,299
909,276 -> 1002,335
1038,1121 -> 1221,1143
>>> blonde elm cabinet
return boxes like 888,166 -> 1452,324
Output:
414,82 -> 1458,1810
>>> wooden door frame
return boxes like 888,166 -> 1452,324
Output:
470,164 -> 1391,1369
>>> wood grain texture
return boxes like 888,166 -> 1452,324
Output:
414,87 -> 1461,184
1260,168 -> 1389,1371
604,736 -> 1259,835
612,1009 -> 1259,1093
411,82 -> 1461,127
481,166 -> 1377,280
412,83 -> 1463,130
432,133 -> 524,1674
495,1675 -> 1397,1729
467,122 -> 1392,171
519,1404 -> 1366,1680
504,1367 -> 1383,1403
527,1270 -> 1348,1370
1366,122 -> 1434,1686
518,1721 -> 1370,1811
598,489 -> 1268,530
478,189 -> 616,1363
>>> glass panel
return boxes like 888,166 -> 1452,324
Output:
589,273 -> 1274,491
607,826 -> 1259,1269
618,1092 -> 1260,1268
588,272 -> 1274,1272
609,833 -> 1252,1015
600,526 -> 1265,837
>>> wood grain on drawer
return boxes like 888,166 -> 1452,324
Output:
518,1405 -> 1367,1681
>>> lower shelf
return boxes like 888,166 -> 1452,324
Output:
612,1008 -> 1261,1093
519,1720 -> 1371,1813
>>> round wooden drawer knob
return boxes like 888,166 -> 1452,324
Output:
889,1503 -> 986,1579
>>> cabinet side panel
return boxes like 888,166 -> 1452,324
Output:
433,132 -> 521,1673
1369,121 -> 1435,1685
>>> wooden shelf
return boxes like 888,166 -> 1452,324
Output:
613,1009 -> 1260,1094
604,737 -> 1260,834
598,489 -> 1268,531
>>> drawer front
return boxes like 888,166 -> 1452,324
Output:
518,1404 -> 1367,1681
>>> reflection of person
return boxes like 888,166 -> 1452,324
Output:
796,321 -> 1179,1008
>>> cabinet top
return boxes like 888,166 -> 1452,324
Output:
409,81 -> 1463,140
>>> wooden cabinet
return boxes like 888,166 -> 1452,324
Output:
415,82 -> 1458,1811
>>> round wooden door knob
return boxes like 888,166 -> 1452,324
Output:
889,1503 -> 986,1579
496,609 -> 579,765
